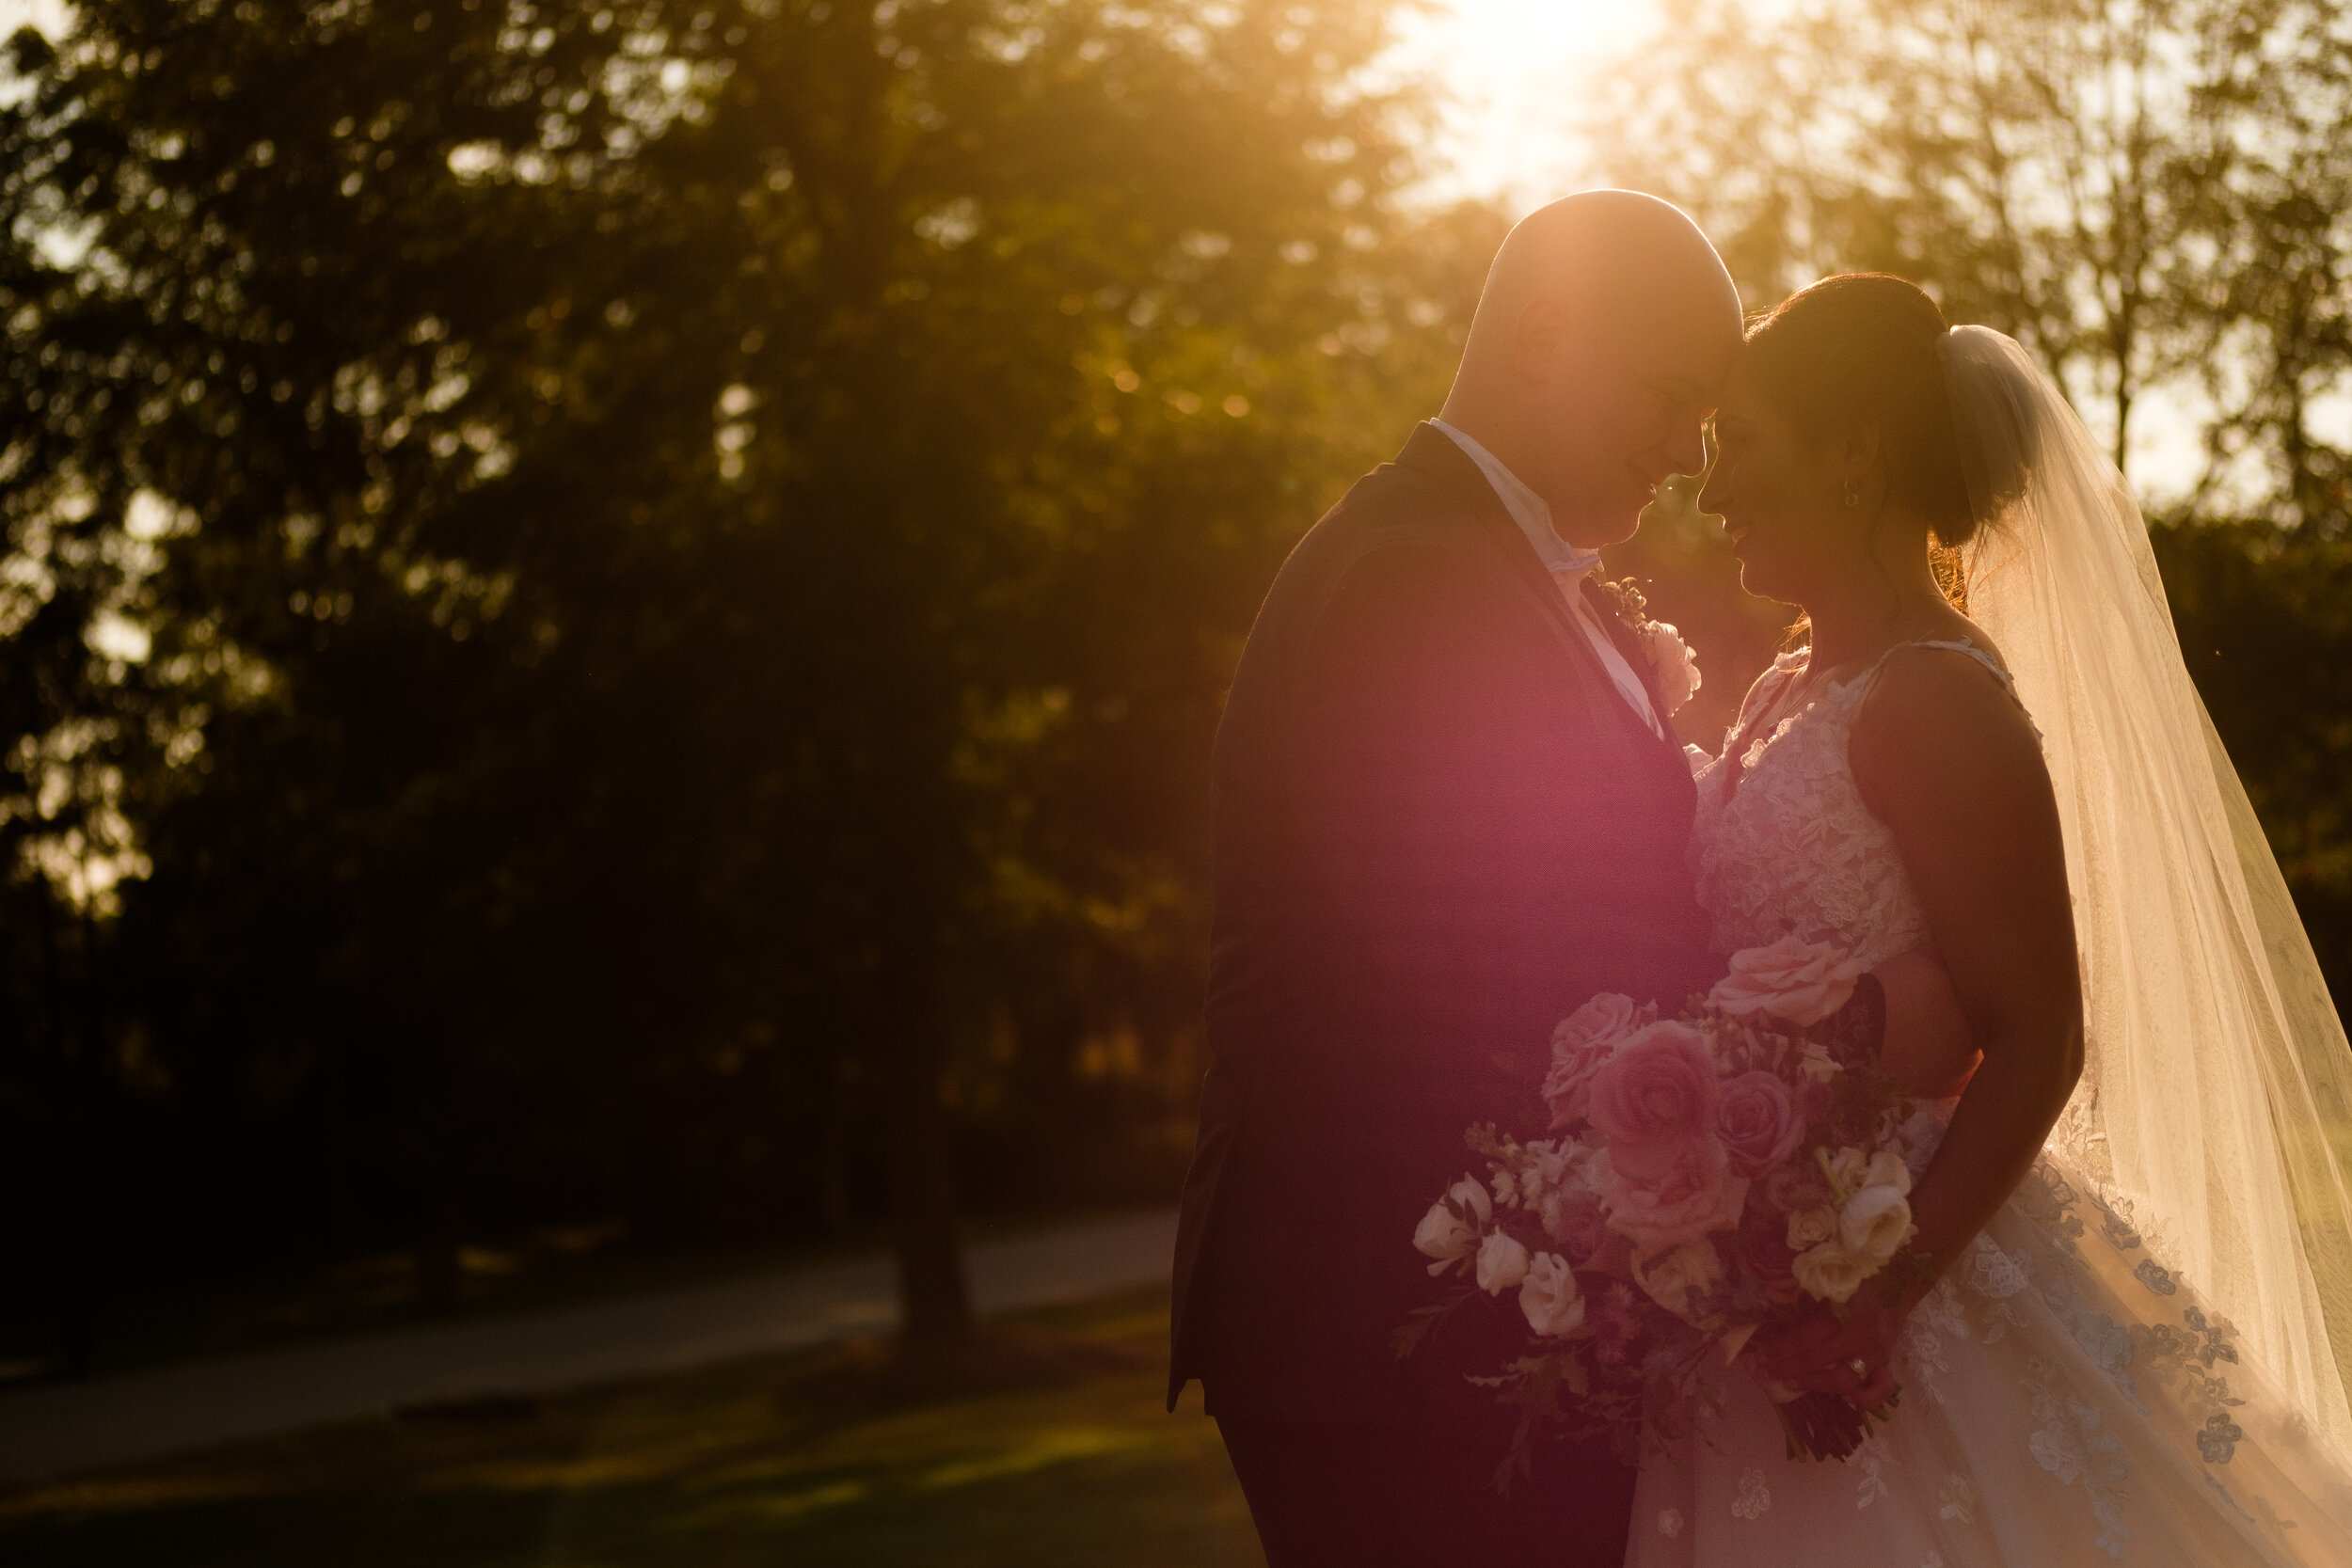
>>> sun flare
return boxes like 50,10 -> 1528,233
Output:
1395,0 -> 1665,204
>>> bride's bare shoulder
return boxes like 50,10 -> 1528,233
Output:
1846,623 -> 2049,825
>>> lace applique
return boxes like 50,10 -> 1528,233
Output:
1731,1466 -> 1772,1519
2090,1191 -> 2142,1251
1854,1433 -> 1896,1509
2007,1162 -> 2088,1254
1901,1278 -> 1969,1402
1691,655 -> 1932,969
2133,1306 -> 2248,1436
1937,1471 -> 1979,1525
1969,1239 -> 2032,1300
2250,1492 -> 2301,1537
1657,1508 -> 1684,1538
2199,1413 -> 2248,1464
2023,1356 -> 2135,1558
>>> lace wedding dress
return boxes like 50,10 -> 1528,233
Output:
1624,641 -> 2352,1566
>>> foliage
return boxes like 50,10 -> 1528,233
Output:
0,0 -> 1492,1352
1586,0 -> 2352,990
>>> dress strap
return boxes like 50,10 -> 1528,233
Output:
1861,636 -> 2041,735
1874,636 -> 2013,687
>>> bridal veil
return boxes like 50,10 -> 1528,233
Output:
1945,324 -> 2352,1455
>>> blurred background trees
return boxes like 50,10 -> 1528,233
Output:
1593,0 -> 2352,1002
0,0 -> 1494,1361
2,0 -> 2349,1372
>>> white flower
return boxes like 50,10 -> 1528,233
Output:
1518,1251 -> 1585,1337
1792,1239 -> 1875,1303
1786,1204 -> 1839,1250
1530,1140 -> 1600,1236
1476,1229 -> 1532,1295
1641,619 -> 1703,716
1824,1146 -> 1870,1194
1632,1240 -> 1726,1321
1863,1148 -> 1914,1196
1841,1184 -> 1915,1261
1413,1176 -> 1491,1276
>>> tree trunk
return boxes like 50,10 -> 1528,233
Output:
885,1006 -> 970,1342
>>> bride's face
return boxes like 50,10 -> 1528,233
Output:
1697,358 -> 1867,604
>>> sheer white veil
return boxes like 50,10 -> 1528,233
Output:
1945,324 -> 2352,1449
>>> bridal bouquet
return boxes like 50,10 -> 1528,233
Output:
1402,936 -> 1936,1481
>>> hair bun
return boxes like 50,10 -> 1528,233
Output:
1743,274 -> 1980,546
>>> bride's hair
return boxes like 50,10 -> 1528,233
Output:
1741,273 -> 1983,549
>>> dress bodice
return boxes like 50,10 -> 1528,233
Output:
1691,639 -> 2018,973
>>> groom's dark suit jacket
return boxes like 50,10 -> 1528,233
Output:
1170,422 -> 1718,1426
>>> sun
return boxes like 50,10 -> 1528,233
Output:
1391,0 -> 1666,206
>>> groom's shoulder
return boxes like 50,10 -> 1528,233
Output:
1284,448 -> 1488,587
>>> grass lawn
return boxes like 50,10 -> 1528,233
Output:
0,1287 -> 1265,1566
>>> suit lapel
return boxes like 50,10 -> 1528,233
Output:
1391,426 -> 1648,748
1392,425 -> 1695,777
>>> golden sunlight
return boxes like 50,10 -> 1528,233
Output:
1396,0 -> 1666,204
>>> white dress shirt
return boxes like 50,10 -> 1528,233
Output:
1431,420 -> 1663,737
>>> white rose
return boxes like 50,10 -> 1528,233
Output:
1792,1239 -> 1873,1303
1863,1148 -> 1914,1196
1641,620 -> 1703,717
1518,1251 -> 1585,1338
1413,1175 -> 1492,1276
1840,1184 -> 1915,1261
1785,1204 -> 1839,1250
1476,1229 -> 1532,1295
1631,1240 -> 1726,1322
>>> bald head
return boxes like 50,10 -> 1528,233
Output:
1440,190 -> 1743,547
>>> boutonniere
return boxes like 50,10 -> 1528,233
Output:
1591,578 -> 1702,718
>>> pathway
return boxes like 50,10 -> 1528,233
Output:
0,1207 -> 1179,1485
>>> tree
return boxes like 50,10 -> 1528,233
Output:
0,0 -> 1487,1352
1583,0 -> 2352,990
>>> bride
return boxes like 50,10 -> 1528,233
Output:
1628,273 -> 2352,1564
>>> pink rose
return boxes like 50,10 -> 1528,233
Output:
1600,1136 -> 1750,1252
1543,992 -> 1642,1129
1707,936 -> 1867,1026
1587,1021 -> 1721,1180
1716,1070 -> 1806,1180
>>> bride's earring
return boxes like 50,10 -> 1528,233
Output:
1843,483 -> 1860,509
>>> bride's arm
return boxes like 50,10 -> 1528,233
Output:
1761,646 -> 2084,1403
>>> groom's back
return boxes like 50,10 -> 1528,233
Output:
1171,422 -> 1714,1427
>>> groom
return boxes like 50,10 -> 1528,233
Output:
1169,192 -> 1750,1564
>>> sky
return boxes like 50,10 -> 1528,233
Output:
0,1 -> 1621,204
0,0 -> 2217,497
1391,0 -> 1660,207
